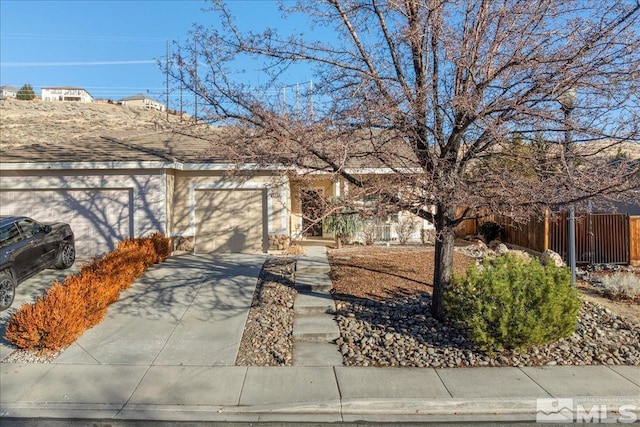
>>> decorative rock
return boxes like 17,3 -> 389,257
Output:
495,243 -> 509,255
268,234 -> 291,251
333,294 -> 640,368
540,249 -> 565,267
173,236 -> 195,251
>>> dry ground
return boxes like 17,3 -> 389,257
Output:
578,281 -> 640,323
0,99 -> 186,147
328,246 -> 474,300
328,245 -> 640,324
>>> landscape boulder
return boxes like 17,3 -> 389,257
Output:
540,249 -> 565,267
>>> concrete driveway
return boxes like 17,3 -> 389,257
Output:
0,253 -> 265,365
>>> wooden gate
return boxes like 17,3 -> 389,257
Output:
548,213 -> 630,265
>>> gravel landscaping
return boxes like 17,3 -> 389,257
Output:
235,257 -> 297,366
329,245 -> 640,368
335,294 -> 640,367
234,244 -> 639,368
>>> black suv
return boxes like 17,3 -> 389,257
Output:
0,216 -> 75,311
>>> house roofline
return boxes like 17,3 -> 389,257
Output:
0,161 -> 287,172
294,167 -> 421,175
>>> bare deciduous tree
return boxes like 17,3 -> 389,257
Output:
170,0 -> 640,320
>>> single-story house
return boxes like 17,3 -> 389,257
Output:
0,85 -> 19,100
0,129 -> 430,258
42,87 -> 93,103
119,94 -> 166,111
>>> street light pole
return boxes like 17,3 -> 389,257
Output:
558,88 -> 577,286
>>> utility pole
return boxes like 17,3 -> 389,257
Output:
309,80 -> 313,121
194,39 -> 198,122
282,85 -> 286,117
165,40 -> 169,121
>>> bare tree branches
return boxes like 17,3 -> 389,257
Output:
167,0 -> 640,319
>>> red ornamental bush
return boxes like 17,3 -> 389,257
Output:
5,233 -> 171,351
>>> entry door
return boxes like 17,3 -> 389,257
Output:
301,188 -> 324,237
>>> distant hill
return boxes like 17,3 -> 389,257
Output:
0,99 -> 188,147
1,98 -> 638,160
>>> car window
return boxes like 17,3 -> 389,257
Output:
0,223 -> 23,248
16,219 -> 43,238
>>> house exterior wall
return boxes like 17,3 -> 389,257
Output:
42,88 -> 93,103
0,168 -> 167,256
164,171 -> 175,237
0,86 -> 18,99
121,98 -> 166,111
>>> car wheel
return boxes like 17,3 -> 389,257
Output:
55,241 -> 75,269
0,271 -> 16,311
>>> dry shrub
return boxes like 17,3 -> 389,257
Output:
5,233 -> 170,351
6,282 -> 88,350
284,243 -> 305,255
600,272 -> 640,302
148,232 -> 171,263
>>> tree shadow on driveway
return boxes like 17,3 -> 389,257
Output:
107,252 -> 265,322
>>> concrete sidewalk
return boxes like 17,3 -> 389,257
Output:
2,363 -> 638,422
1,249 -> 639,424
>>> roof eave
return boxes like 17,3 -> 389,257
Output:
0,161 -> 288,172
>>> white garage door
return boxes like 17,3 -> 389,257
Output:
0,189 -> 132,258
195,189 -> 265,253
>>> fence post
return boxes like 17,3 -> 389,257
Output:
544,209 -> 550,251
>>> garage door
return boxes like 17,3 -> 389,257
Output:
195,189 -> 265,253
0,189 -> 132,258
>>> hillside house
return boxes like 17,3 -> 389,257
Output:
119,93 -> 166,111
0,85 -> 19,100
42,87 -> 93,103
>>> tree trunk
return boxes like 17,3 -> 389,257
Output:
431,204 -> 457,322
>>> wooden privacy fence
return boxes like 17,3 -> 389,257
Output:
457,212 -> 639,266
631,216 -> 640,267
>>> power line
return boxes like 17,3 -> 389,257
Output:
1,33 -> 170,42
2,60 -> 156,67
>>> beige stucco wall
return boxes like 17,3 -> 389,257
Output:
164,171 -> 175,237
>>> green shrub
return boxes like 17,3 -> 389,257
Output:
323,211 -> 363,248
478,221 -> 501,243
445,254 -> 582,352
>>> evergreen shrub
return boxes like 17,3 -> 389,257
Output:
445,254 -> 582,352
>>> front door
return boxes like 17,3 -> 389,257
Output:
301,188 -> 324,237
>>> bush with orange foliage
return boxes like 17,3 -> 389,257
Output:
5,233 -> 171,351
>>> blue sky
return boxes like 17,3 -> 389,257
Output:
0,0 -> 313,106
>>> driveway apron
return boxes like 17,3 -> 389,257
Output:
54,253 -> 265,366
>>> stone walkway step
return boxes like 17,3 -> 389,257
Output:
295,274 -> 333,293
293,341 -> 344,366
294,293 -> 336,315
292,246 -> 343,367
293,314 -> 341,343
296,266 -> 331,275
